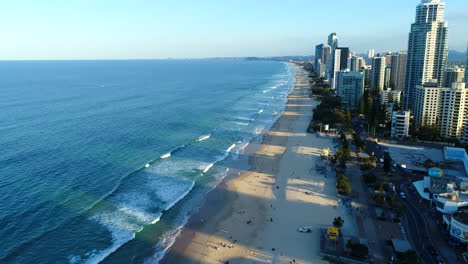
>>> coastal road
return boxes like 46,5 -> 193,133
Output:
399,183 -> 443,264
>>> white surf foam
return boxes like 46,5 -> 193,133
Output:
197,134 -> 211,142
160,153 -> 171,159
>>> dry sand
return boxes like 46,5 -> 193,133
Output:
160,64 -> 355,264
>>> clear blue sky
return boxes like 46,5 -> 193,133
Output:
1,0 -> 467,60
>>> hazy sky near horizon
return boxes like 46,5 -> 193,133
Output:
1,0 -> 467,60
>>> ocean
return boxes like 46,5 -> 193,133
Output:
0,59 -> 295,263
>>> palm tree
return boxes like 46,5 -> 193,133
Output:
333,217 -> 344,228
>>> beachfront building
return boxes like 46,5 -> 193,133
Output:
413,81 -> 440,127
403,0 -> 448,110
381,88 -> 401,104
413,148 -> 468,215
390,51 -> 408,91
439,82 -> 468,139
444,67 -> 465,88
391,111 -> 410,139
335,70 -> 364,110
370,56 -> 386,91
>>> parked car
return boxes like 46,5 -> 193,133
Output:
297,226 -> 313,233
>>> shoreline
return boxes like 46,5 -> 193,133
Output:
159,63 -> 354,264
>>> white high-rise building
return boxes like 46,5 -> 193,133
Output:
381,88 -> 402,104
439,82 -> 468,139
367,49 -> 375,59
403,0 -> 449,110
336,70 -> 364,110
370,56 -> 386,90
329,49 -> 342,89
391,111 -> 411,139
413,82 -> 440,127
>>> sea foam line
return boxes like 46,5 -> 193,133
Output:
197,134 -> 211,142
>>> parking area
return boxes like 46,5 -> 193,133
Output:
379,142 -> 444,171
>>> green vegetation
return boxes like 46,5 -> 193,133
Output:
336,173 -> 352,196
306,72 -> 353,132
358,89 -> 390,137
333,217 -> 344,228
360,156 -> 376,171
416,123 -> 441,141
352,133 -> 365,151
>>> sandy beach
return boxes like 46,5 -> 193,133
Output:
160,64 -> 355,264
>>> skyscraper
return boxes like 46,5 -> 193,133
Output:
403,0 -> 449,110
320,45 -> 332,77
338,47 -> 350,71
349,56 -> 366,72
325,33 -> 338,81
328,47 -> 350,89
390,52 -> 407,91
385,65 -> 392,88
329,49 -> 341,89
315,44 -> 324,75
328,33 -> 338,50
367,49 -> 375,59
370,56 -> 386,91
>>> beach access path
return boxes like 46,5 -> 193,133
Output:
160,64 -> 356,264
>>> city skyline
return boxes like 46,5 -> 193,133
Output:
0,0 -> 467,60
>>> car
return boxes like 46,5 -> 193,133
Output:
297,226 -> 313,233
400,192 -> 407,199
